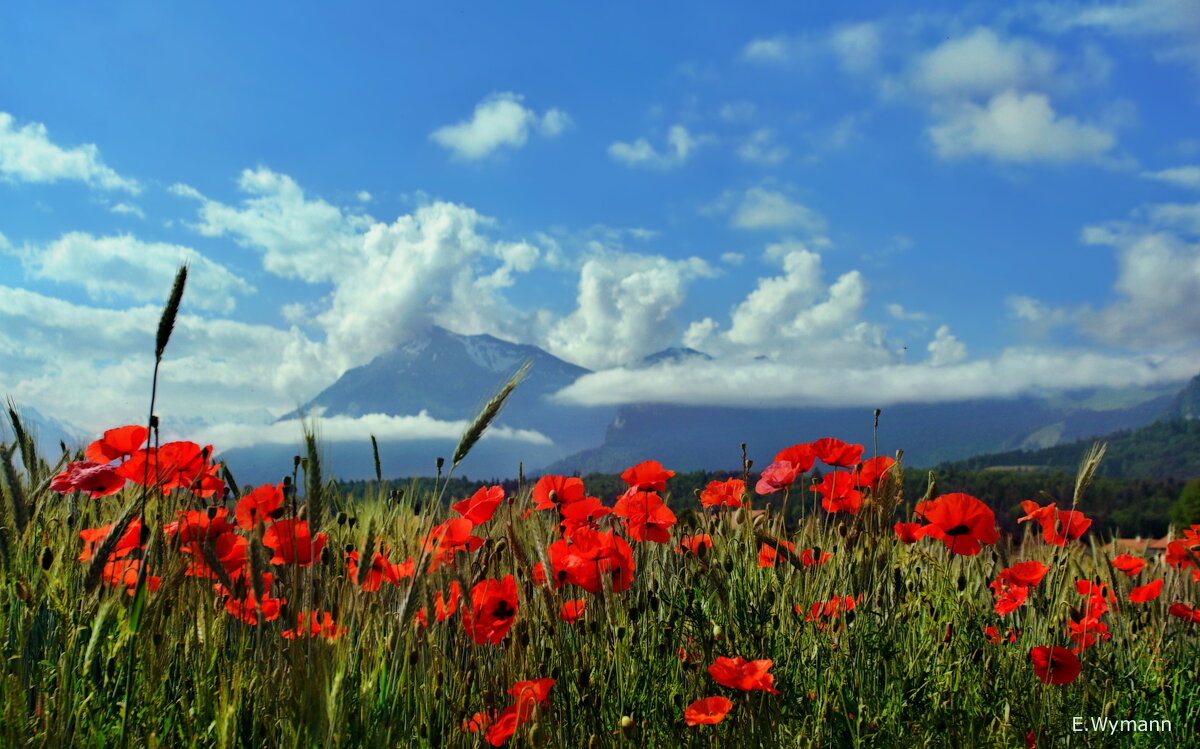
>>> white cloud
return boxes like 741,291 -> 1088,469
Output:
356,190 -> 373,202
831,22 -> 882,75
720,252 -> 745,266
736,129 -> 790,166
927,325 -> 968,366
742,36 -> 791,63
0,112 -> 140,193
541,251 -> 717,370
551,347 -> 1200,409
886,303 -> 928,321
1039,0 -> 1200,75
912,28 -> 1059,99
9,232 -> 254,314
719,101 -> 758,122
928,90 -> 1116,163
194,410 -> 551,452
109,202 -> 145,219
1149,202 -> 1200,234
728,186 -> 827,232
430,92 -> 569,160
608,125 -> 713,169
1143,165 -> 1200,190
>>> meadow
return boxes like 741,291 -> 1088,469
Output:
2,267 -> 1198,748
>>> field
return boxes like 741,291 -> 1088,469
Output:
2,269 -> 1199,748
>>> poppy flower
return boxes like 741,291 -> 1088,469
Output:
180,531 -> 248,580
85,425 -> 150,464
1111,554 -> 1145,577
755,461 -> 802,495
49,461 -> 126,498
547,528 -> 635,593
263,519 -> 328,566
1129,579 -> 1163,603
483,703 -> 534,747
803,595 -> 858,630
916,493 -> 998,556
452,485 -> 505,526
282,611 -> 346,640
699,478 -> 744,508
78,519 -> 145,562
217,572 -> 284,625
707,656 -> 780,694
422,517 -> 484,572
677,534 -> 713,556
100,558 -> 161,595
559,599 -> 587,623
757,540 -> 795,568
531,561 -> 547,586
810,438 -> 864,468
346,546 -> 414,592
773,443 -> 816,472
992,584 -> 1029,616
1017,501 -> 1092,546
1165,540 -> 1198,570
1067,616 -> 1110,651
435,581 -> 462,622
1182,525 -> 1200,546
1000,561 -> 1051,588
235,483 -> 285,530
508,678 -> 555,706
463,574 -> 519,645
117,441 -> 212,494
558,496 -> 611,537
809,471 -> 863,514
164,508 -> 235,543
1029,646 -> 1080,685
799,548 -> 832,567
532,475 -> 585,510
894,522 -> 925,544
983,626 -> 1019,644
462,711 -> 495,733
684,696 -> 733,726
611,491 -> 676,543
620,460 -> 675,492
854,456 -> 895,490
1168,603 -> 1200,623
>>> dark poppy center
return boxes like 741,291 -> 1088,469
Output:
944,524 -> 971,536
492,600 -> 515,619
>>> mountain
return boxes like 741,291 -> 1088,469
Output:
1166,373 -> 1200,421
1,405 -> 86,461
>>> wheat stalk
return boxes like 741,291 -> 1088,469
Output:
451,360 -> 531,469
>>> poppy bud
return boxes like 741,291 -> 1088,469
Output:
336,512 -> 347,525
282,475 -> 293,487
436,457 -> 444,470
348,516 -> 358,528
149,414 -> 159,429
344,544 -> 355,553
616,626 -> 626,640
408,650 -> 419,665
207,506 -> 218,520
956,575 -> 966,592
837,523 -> 848,538
619,716 -> 633,729
40,547 -> 53,570
723,558 -> 735,573
66,513 -> 75,528
321,547 -> 332,565
293,456 -> 302,469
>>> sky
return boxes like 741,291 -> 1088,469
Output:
1,0 -> 1199,450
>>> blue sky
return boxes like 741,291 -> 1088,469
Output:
1,1 -> 1199,448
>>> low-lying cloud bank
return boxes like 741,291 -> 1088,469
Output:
550,348 -> 1200,409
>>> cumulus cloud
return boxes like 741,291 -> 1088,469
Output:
540,251 -> 717,370
0,112 -> 140,193
551,347 -> 1200,409
741,36 -> 792,63
109,203 -> 145,218
912,28 -> 1059,99
886,303 -> 928,321
193,410 -> 551,452
1143,165 -> 1200,190
608,125 -> 713,169
722,185 -> 827,232
9,232 -> 254,314
928,91 -> 1116,163
927,325 -> 968,366
430,92 -> 570,160
736,129 -> 790,166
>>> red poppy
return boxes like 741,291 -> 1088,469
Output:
78,519 -> 145,562
483,703 -> 533,747
611,491 -> 676,543
1129,579 -> 1163,603
217,572 -> 284,625
854,456 -> 895,490
164,508 -> 235,543
800,548 -> 832,567
677,534 -> 713,556
1168,603 -> 1200,623
559,599 -> 587,623
894,522 -> 925,544
463,574 -> 519,645
1000,561 -> 1051,588
803,595 -> 859,630
235,483 -> 285,530
1110,553 -> 1145,577
1182,525 -> 1200,546
1067,616 -> 1110,651
508,678 -> 555,706
532,475 -> 585,510
620,460 -> 675,492
462,711 -> 495,733
809,471 -> 862,514
346,546 -> 414,592
547,528 -> 635,593
1018,501 -> 1092,546
117,441 -> 212,494
773,443 -> 816,472
49,461 -> 126,498
755,461 -> 802,495
757,540 -> 795,568
699,478 -> 744,508
100,558 -> 161,596
1165,540 -> 1198,570
993,584 -> 1029,616
85,424 -> 149,464
422,517 -> 484,572
531,561 -> 547,586
452,485 -> 505,526
558,496 -> 611,537
1029,646 -> 1080,685
435,581 -> 463,622
263,519 -> 328,566
282,611 -> 346,640
707,656 -> 780,694
180,531 -> 248,580
916,493 -> 998,556
810,438 -> 864,468
983,626 -> 1019,644
684,696 -> 733,726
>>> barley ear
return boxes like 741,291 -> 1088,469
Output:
155,264 -> 188,361
303,428 -> 324,533
371,434 -> 382,484
0,443 -> 28,535
1072,442 -> 1107,511
452,360 -> 531,469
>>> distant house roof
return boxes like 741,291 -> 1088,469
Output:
1102,537 -> 1172,553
